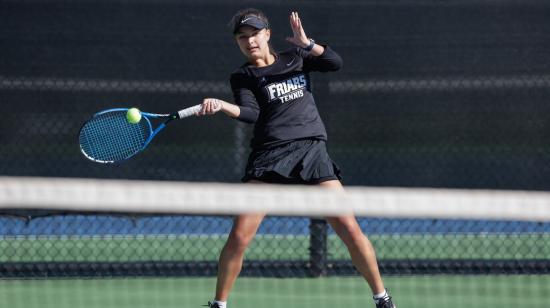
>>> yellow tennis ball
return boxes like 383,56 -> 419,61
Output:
126,108 -> 141,124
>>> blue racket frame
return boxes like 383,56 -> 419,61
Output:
79,108 -> 175,164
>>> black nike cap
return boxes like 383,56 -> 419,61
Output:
233,15 -> 269,34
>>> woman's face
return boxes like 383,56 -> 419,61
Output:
235,26 -> 271,60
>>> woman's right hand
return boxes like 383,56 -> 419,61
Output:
198,98 -> 223,116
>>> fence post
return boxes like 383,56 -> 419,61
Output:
309,218 -> 328,277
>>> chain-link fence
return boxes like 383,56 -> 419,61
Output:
1,0 -> 550,189
2,212 -> 549,278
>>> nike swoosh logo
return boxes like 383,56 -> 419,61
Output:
286,58 -> 295,66
241,17 -> 253,24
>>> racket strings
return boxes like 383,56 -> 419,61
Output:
79,111 -> 151,162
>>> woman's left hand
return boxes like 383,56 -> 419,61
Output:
286,12 -> 311,48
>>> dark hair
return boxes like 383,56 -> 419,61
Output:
228,8 -> 276,55
228,8 -> 270,33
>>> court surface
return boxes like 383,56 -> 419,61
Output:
1,276 -> 548,308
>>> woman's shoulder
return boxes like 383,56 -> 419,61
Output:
229,64 -> 256,87
230,62 -> 251,75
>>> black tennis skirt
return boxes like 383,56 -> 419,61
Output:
241,138 -> 342,184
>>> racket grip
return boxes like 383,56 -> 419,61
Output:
177,104 -> 202,119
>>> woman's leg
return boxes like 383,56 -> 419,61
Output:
320,180 -> 386,294
215,212 -> 265,301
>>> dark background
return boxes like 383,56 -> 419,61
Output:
1,0 -> 550,189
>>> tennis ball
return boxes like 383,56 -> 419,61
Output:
126,108 -> 141,124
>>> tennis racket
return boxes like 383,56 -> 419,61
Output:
79,104 -> 204,163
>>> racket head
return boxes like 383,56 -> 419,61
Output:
78,108 -> 153,163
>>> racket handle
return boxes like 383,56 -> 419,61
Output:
177,104 -> 202,119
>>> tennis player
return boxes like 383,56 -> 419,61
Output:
198,8 -> 396,308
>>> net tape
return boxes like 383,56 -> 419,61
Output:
1,177 -> 549,221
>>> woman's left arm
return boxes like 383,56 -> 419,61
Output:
286,11 -> 325,56
286,11 -> 343,71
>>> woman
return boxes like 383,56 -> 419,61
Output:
198,8 -> 396,308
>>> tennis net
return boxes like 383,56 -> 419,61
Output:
1,176 -> 549,308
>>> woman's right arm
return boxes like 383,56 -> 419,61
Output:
198,92 -> 259,123
197,73 -> 259,123
198,98 -> 240,118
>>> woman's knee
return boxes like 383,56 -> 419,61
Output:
224,214 -> 264,253
226,230 -> 255,252
328,216 -> 365,243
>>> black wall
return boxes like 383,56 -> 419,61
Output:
1,0 -> 549,189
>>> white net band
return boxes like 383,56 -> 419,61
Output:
1,176 -> 549,221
